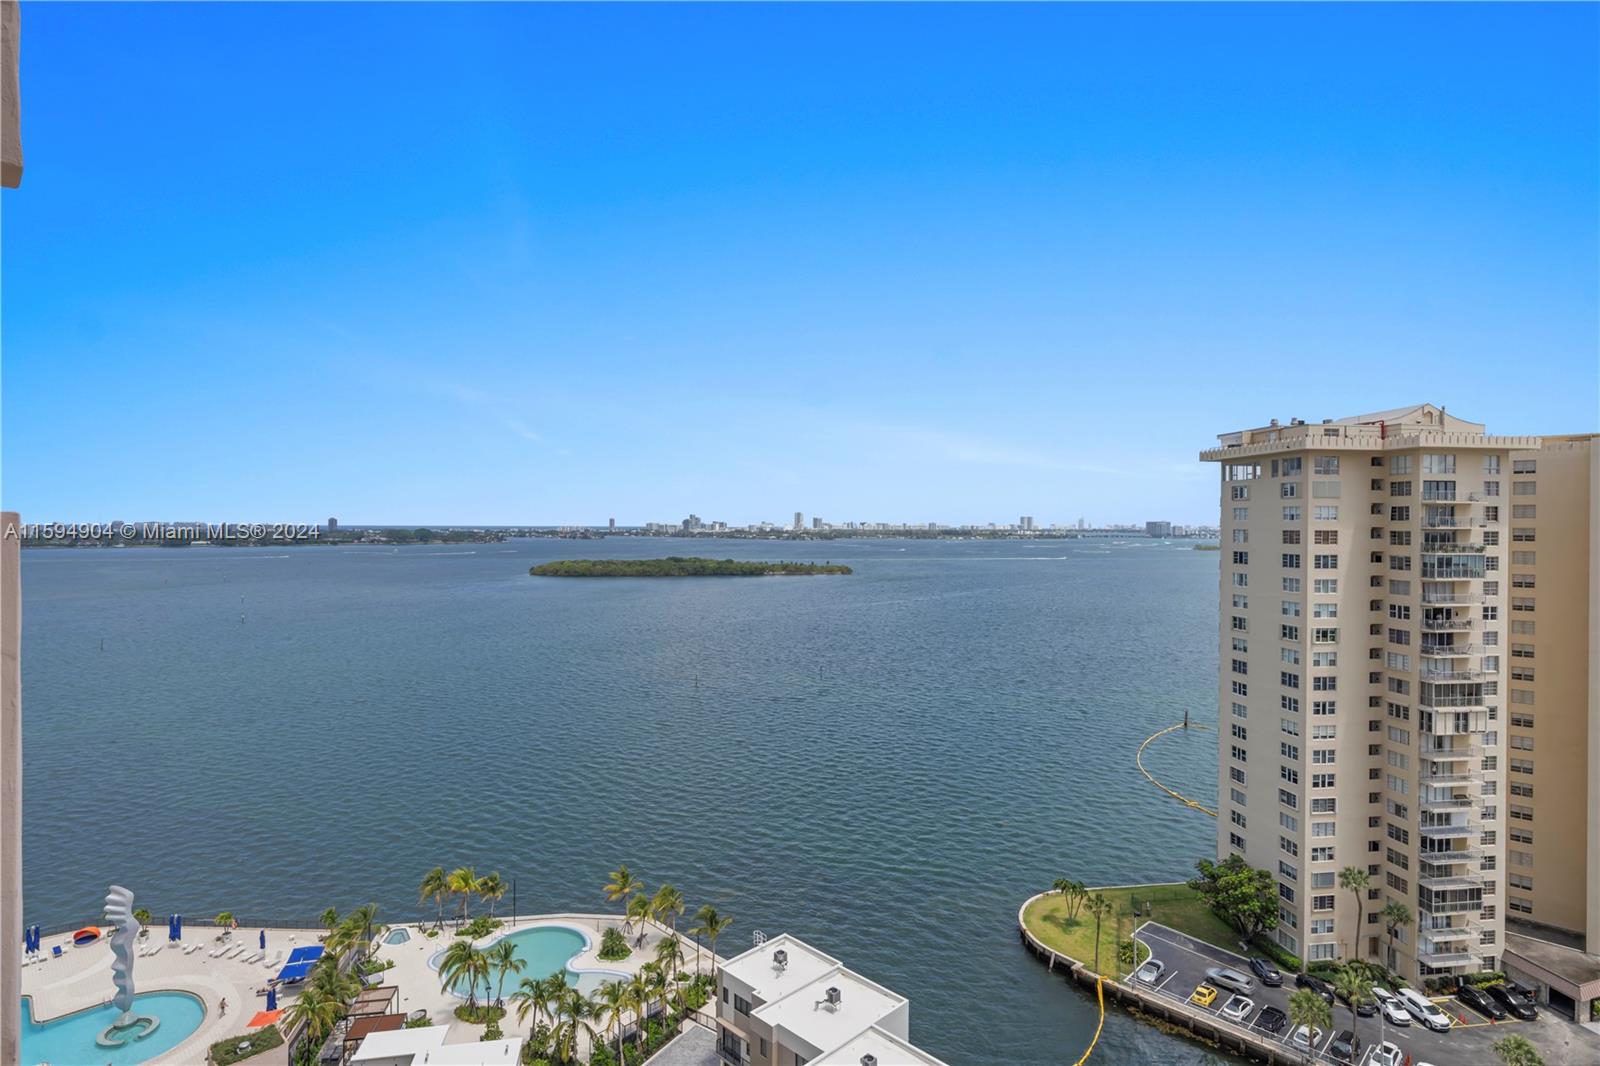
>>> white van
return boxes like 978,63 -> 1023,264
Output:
1396,987 -> 1453,1032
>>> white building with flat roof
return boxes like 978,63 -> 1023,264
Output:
349,1025 -> 522,1066
715,934 -> 947,1066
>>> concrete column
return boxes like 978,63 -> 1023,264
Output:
2,1 -> 20,188
1,512 -> 22,1066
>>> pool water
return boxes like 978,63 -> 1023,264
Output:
21,991 -> 205,1066
383,927 -> 410,945
432,925 -> 626,1000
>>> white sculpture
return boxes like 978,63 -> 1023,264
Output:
97,885 -> 159,1047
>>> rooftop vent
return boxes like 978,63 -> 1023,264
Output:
1269,418 -> 1280,427
1290,418 -> 1306,426
825,986 -> 842,1007
773,949 -> 788,969
861,1057 -> 878,1066
1321,418 -> 1332,424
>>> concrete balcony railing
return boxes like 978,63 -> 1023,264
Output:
1422,516 -> 1486,529
1421,566 -> 1487,581
1420,617 -> 1475,631
1421,589 -> 1485,605
1418,822 -> 1478,839
1421,543 -> 1486,554
1420,643 -> 1483,657
1420,766 -> 1483,784
1421,668 -> 1487,682
1419,871 -> 1486,890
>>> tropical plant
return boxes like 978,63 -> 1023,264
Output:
419,867 -> 449,929
1052,878 -> 1088,920
438,939 -> 488,1012
133,907 -> 154,927
640,960 -> 670,1019
627,971 -> 653,1031
655,932 -> 686,983
1338,867 -> 1371,961
213,910 -> 235,929
1330,966 -> 1371,1053
626,895 -> 653,946
1085,893 -> 1112,973
282,985 -> 341,1048
549,985 -> 597,1064
329,903 -> 379,957
448,867 -> 479,922
1187,856 -> 1278,941
592,978 -> 631,1063
1490,1034 -> 1545,1066
598,926 -> 631,961
1379,899 -> 1412,969
689,905 -> 732,976
477,872 -> 507,920
486,939 -> 524,1008
1287,987 -> 1332,1065
320,907 -> 340,931
511,973 -> 567,1032
604,865 -> 645,928
650,884 -> 686,938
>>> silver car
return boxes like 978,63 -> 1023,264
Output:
1204,965 -> 1257,996
1134,959 -> 1165,985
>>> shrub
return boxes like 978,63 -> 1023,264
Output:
404,1016 -> 432,1029
208,1024 -> 285,1065
483,1020 -> 503,1040
453,1004 -> 505,1024
456,916 -> 502,939
1249,933 -> 1302,972
598,926 -> 631,961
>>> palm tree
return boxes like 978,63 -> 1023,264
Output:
329,903 -> 379,958
419,867 -> 449,929
486,939 -> 524,1009
550,985 -> 597,1064
1338,866 -> 1371,961
448,867 -> 479,923
1288,987 -> 1332,1065
626,971 -> 653,1032
439,939 -> 488,1013
320,907 -> 340,931
476,873 -> 507,920
626,895 -> 653,946
511,972 -> 567,1032
640,960 -> 670,1020
1491,1034 -> 1546,1066
1085,893 -> 1112,973
604,866 -> 645,931
689,905 -> 733,978
655,932 -> 686,985
1330,966 -> 1371,1053
283,985 -> 341,1048
213,910 -> 235,934
1380,899 -> 1412,971
650,884 -> 686,939
309,955 -> 359,1005
592,978 -> 630,1063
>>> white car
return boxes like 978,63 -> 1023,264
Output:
1220,994 -> 1254,1023
1370,1041 -> 1404,1066
1372,987 -> 1411,1027
1134,959 -> 1164,984
1289,1025 -> 1323,1052
1396,987 -> 1454,1032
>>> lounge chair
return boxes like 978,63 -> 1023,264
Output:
210,943 -> 230,958
263,951 -> 283,969
148,943 -> 164,957
51,945 -> 62,958
243,951 -> 264,964
184,942 -> 201,955
231,945 -> 249,959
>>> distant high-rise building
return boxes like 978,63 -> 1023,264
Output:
1144,520 -> 1171,538
1020,516 -> 1035,531
812,516 -> 823,530
1077,517 -> 1087,530
1201,403 -> 1600,999
327,517 -> 338,536
794,512 -> 804,531
608,517 -> 616,532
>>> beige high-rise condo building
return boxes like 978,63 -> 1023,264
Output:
1201,405 -> 1600,1020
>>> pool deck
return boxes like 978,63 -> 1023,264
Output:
19,924 -> 324,1065
375,912 -> 719,1047
20,914 -> 719,1064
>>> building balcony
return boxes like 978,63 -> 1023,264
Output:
1420,542 -> 1486,554
1419,793 -> 1476,812
1422,516 -> 1486,529
1417,946 -> 1484,968
1421,738 -> 1482,758
1418,694 -> 1489,711
1418,822 -> 1477,840
1421,668 -> 1486,682
1420,767 -> 1482,786
1418,871 -> 1486,891
1420,642 -> 1482,656
1421,566 -> 1486,581
1418,844 -> 1483,863
1421,589 -> 1484,605
1420,617 -> 1474,631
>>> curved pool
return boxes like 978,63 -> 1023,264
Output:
431,925 -> 627,999
22,991 -> 206,1066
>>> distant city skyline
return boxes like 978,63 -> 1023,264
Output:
3,4 -> 1595,525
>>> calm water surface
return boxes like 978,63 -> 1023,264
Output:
21,538 -> 1230,1064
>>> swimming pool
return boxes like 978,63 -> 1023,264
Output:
430,925 -> 628,1000
383,927 -> 410,945
21,991 -> 205,1066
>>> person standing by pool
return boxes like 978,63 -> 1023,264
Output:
219,998 -> 227,1018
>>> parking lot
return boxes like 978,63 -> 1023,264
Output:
1132,921 -> 1599,1065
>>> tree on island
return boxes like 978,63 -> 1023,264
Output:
1052,877 -> 1088,920
1187,855 -> 1278,944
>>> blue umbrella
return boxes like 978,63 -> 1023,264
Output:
259,929 -> 266,950
31,925 -> 40,952
168,916 -> 176,942
175,914 -> 183,941
266,986 -> 278,1011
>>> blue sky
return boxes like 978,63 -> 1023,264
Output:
3,3 -> 1596,526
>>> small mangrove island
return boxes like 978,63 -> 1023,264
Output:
530,556 -> 853,577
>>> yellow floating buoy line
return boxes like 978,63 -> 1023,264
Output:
1070,975 -> 1105,1066
1135,721 -> 1218,817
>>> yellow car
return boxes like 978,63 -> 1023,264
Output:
1190,983 -> 1220,1008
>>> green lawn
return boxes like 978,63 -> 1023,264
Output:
1023,882 -> 1244,977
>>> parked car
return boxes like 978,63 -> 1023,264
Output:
1295,971 -> 1335,1004
1396,987 -> 1454,1032
1487,982 -> 1539,1020
1371,1040 -> 1404,1066
1134,959 -> 1164,985
1456,981 -> 1507,1020
1289,1025 -> 1324,1053
1205,966 -> 1256,996
1336,983 -> 1378,1017
1220,994 -> 1254,1023
1372,987 -> 1411,1027
1256,1005 -> 1288,1034
1190,983 -> 1219,1008
1328,1029 -> 1361,1064
1248,956 -> 1284,987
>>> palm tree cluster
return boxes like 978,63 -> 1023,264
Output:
280,902 -> 381,1060
418,866 -> 509,927
1052,877 -> 1089,920
604,865 -> 733,977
